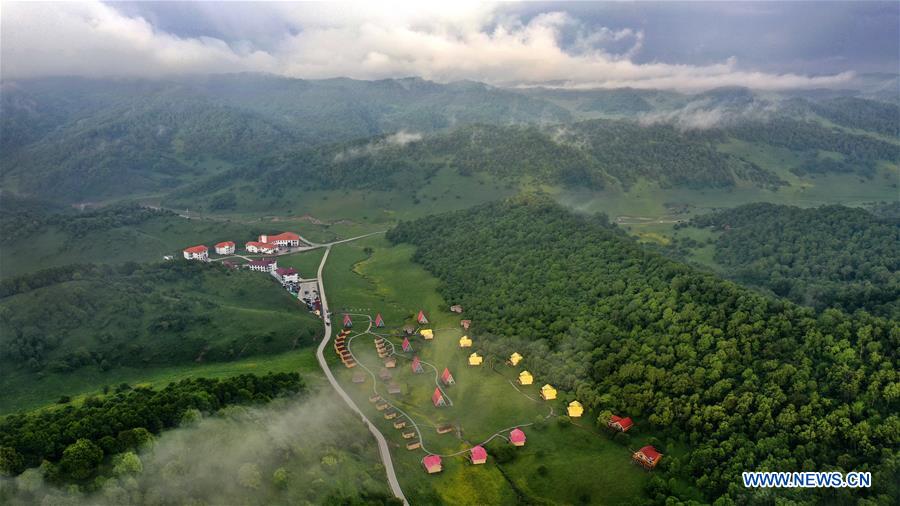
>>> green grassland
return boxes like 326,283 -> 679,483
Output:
0,265 -> 323,414
274,248 -> 327,279
321,237 -> 652,505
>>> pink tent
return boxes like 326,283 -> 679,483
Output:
411,356 -> 423,373
470,445 -> 487,464
417,310 -> 428,324
343,314 -> 352,328
510,428 -> 526,446
422,454 -> 442,473
402,337 -> 411,352
374,313 -> 385,327
441,367 -> 454,385
432,387 -> 446,407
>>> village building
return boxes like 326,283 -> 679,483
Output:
222,260 -> 238,269
343,314 -> 353,328
411,356 -> 424,373
518,371 -> 533,385
258,232 -> 301,248
388,383 -> 402,395
384,411 -> 398,420
470,445 -> 487,465
460,319 -> 471,330
273,267 -> 299,284
633,446 -> 662,470
417,310 -> 429,324
608,415 -> 634,432
458,335 -> 473,348
183,245 -> 209,261
384,357 -> 397,368
423,455 -> 442,473
540,384 -> 557,400
214,241 -> 235,255
509,352 -> 523,366
247,258 -> 277,272
420,328 -> 433,340
509,428 -> 526,447
374,313 -> 385,327
441,367 -> 455,385
432,387 -> 446,407
393,420 -> 407,429
449,304 -> 463,314
401,337 -> 412,352
436,423 -> 454,434
402,431 -> 416,439
402,324 -> 416,335
245,241 -> 277,254
468,352 -> 483,366
379,368 -> 392,381
407,441 -> 422,450
567,401 -> 584,418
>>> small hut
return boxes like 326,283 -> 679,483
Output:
420,329 -> 434,340
432,387 -> 446,407
402,431 -> 416,439
352,371 -> 366,384
402,324 -> 416,335
379,368 -> 392,381
402,337 -> 412,352
517,370 -> 533,385
509,352 -> 523,366
384,411 -> 398,420
458,335 -> 473,348
422,455 -> 442,473
384,356 -> 397,368
343,314 -> 352,328
509,428 -> 526,447
406,440 -> 421,450
608,415 -> 634,432
460,319 -> 471,330
368,394 -> 382,403
411,356 -> 424,373
633,446 -> 662,470
393,419 -> 407,429
417,310 -> 429,324
441,367 -> 455,385
374,313 -> 385,327
388,383 -> 402,395
567,401 -> 584,418
470,445 -> 487,465
450,304 -> 463,314
436,423 -> 454,434
468,352 -> 483,366
540,384 -> 557,400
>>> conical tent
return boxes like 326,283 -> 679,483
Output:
441,367 -> 455,385
417,310 -> 429,324
402,337 -> 411,352
411,356 -> 424,373
432,387 -> 446,407
343,314 -> 352,328
374,313 -> 385,327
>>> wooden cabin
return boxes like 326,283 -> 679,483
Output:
387,383 -> 402,395
567,401 -> 584,418
376,402 -> 389,411
384,357 -> 397,368
540,384 -> 557,400
384,411 -> 398,420
608,415 -> 634,432
368,394 -> 382,403
633,445 -> 662,470
436,423 -> 454,435
393,420 -> 407,429
408,441 -> 422,451
450,304 -> 463,314
402,431 -> 417,439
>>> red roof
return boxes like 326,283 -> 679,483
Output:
375,313 -> 384,326
411,356 -> 421,371
441,368 -> 453,382
417,310 -> 428,323
246,241 -> 276,250
275,267 -> 297,276
432,388 -> 444,406
423,455 -> 441,469
248,258 -> 276,267
402,337 -> 411,351
343,314 -> 352,324
471,445 -> 487,461
639,445 -> 661,461
261,232 -> 300,242
611,415 -> 634,431
510,428 -> 526,443
184,245 -> 208,254
215,241 -> 235,248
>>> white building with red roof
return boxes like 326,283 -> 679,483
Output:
247,258 -> 277,272
273,267 -> 299,283
214,241 -> 235,255
259,232 -> 301,248
183,245 -> 208,261
246,241 -> 277,254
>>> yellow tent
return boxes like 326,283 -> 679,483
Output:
468,352 -> 483,366
458,335 -> 473,348
509,352 -> 523,366
517,370 -> 533,385
540,384 -> 557,400
420,329 -> 434,340
567,401 -> 584,418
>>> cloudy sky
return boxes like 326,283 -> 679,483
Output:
2,1 -> 897,90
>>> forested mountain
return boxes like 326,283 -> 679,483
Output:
684,203 -> 900,318
387,196 -> 899,504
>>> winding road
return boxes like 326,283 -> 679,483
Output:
311,235 -> 409,505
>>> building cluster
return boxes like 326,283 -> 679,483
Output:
181,231 -> 302,261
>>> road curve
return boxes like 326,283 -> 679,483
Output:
314,244 -> 409,505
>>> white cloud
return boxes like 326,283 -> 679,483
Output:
334,130 -> 423,162
1,1 -> 856,91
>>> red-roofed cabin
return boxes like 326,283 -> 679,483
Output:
247,258 -> 277,273
259,232 -> 301,248
509,428 -> 526,446
274,267 -> 299,283
245,241 -> 277,254
460,319 -> 471,330
183,245 -> 208,261
470,445 -> 487,465
422,455 -> 442,474
401,337 -> 411,352
608,415 -> 634,432
417,310 -> 428,324
441,367 -> 455,385
411,356 -> 423,373
214,241 -> 235,255
633,445 -> 662,469
432,387 -> 446,407
343,314 -> 352,328
374,313 -> 385,327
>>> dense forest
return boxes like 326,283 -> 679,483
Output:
684,203 -> 900,318
0,372 -> 303,481
387,196 -> 899,504
0,199 -> 172,241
